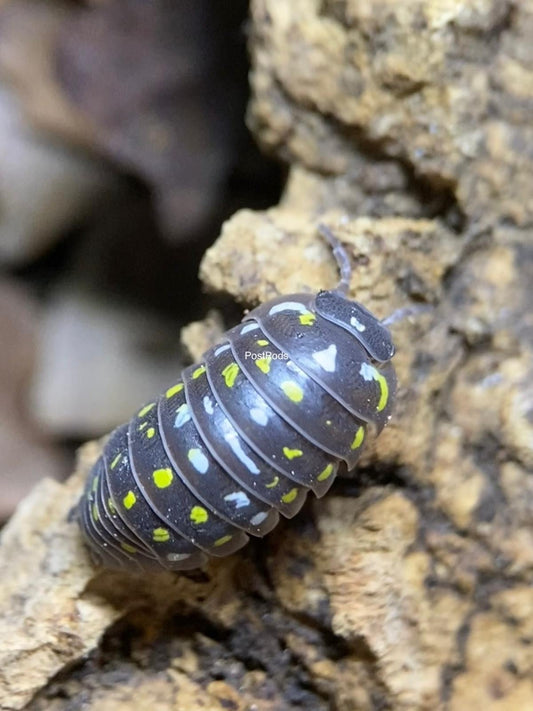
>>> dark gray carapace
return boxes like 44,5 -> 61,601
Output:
78,227 -> 397,572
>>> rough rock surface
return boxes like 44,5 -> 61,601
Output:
248,0 -> 532,229
0,2 -> 532,710
0,443 -> 119,711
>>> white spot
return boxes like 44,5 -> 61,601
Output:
312,344 -> 337,373
167,552 -> 191,561
214,343 -> 231,356
224,491 -> 250,509
203,396 -> 214,415
250,511 -> 268,526
269,301 -> 309,316
350,316 -> 366,332
250,407 -> 269,426
240,322 -> 258,334
359,362 -> 378,381
174,403 -> 191,428
188,448 -> 209,474
225,431 -> 260,474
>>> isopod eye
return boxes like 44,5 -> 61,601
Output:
314,290 -> 395,363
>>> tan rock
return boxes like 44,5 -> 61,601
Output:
180,310 -> 225,363
0,443 -> 118,709
249,0 -> 533,226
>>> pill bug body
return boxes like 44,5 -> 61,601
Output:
79,228 -> 397,572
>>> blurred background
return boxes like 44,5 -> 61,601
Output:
0,0 -> 283,522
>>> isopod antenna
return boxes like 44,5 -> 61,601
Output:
317,223 -> 352,296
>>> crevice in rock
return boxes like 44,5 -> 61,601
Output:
266,74 -> 469,235
318,0 -> 350,27
332,463 -> 412,495
440,612 -> 472,704
323,112 -> 468,233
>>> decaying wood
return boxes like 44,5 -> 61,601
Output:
1,1 -> 532,709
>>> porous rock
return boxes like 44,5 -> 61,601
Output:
248,0 -> 533,228
0,443 -> 118,711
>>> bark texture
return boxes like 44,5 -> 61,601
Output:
1,1 -> 532,710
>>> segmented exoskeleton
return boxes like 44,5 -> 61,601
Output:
78,225 -> 396,572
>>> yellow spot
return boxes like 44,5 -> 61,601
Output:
91,475 -> 99,492
138,421 -> 148,431
222,362 -> 239,387
193,365 -> 206,379
265,476 -> 279,488
153,527 -> 170,542
282,488 -> 298,504
351,426 -> 365,450
108,497 -> 116,514
283,447 -> 303,460
317,463 -> 334,481
123,490 -> 137,509
121,542 -> 137,554
153,468 -> 173,488
255,357 -> 271,374
146,427 -> 155,439
280,381 -> 303,403
91,503 -> 99,521
299,312 -> 316,326
326,420 -> 332,426
256,339 -> 269,346
190,505 -> 208,524
375,372 -> 389,412
166,383 -> 183,398
138,403 -> 155,418
110,453 -> 121,470
214,534 -> 233,547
